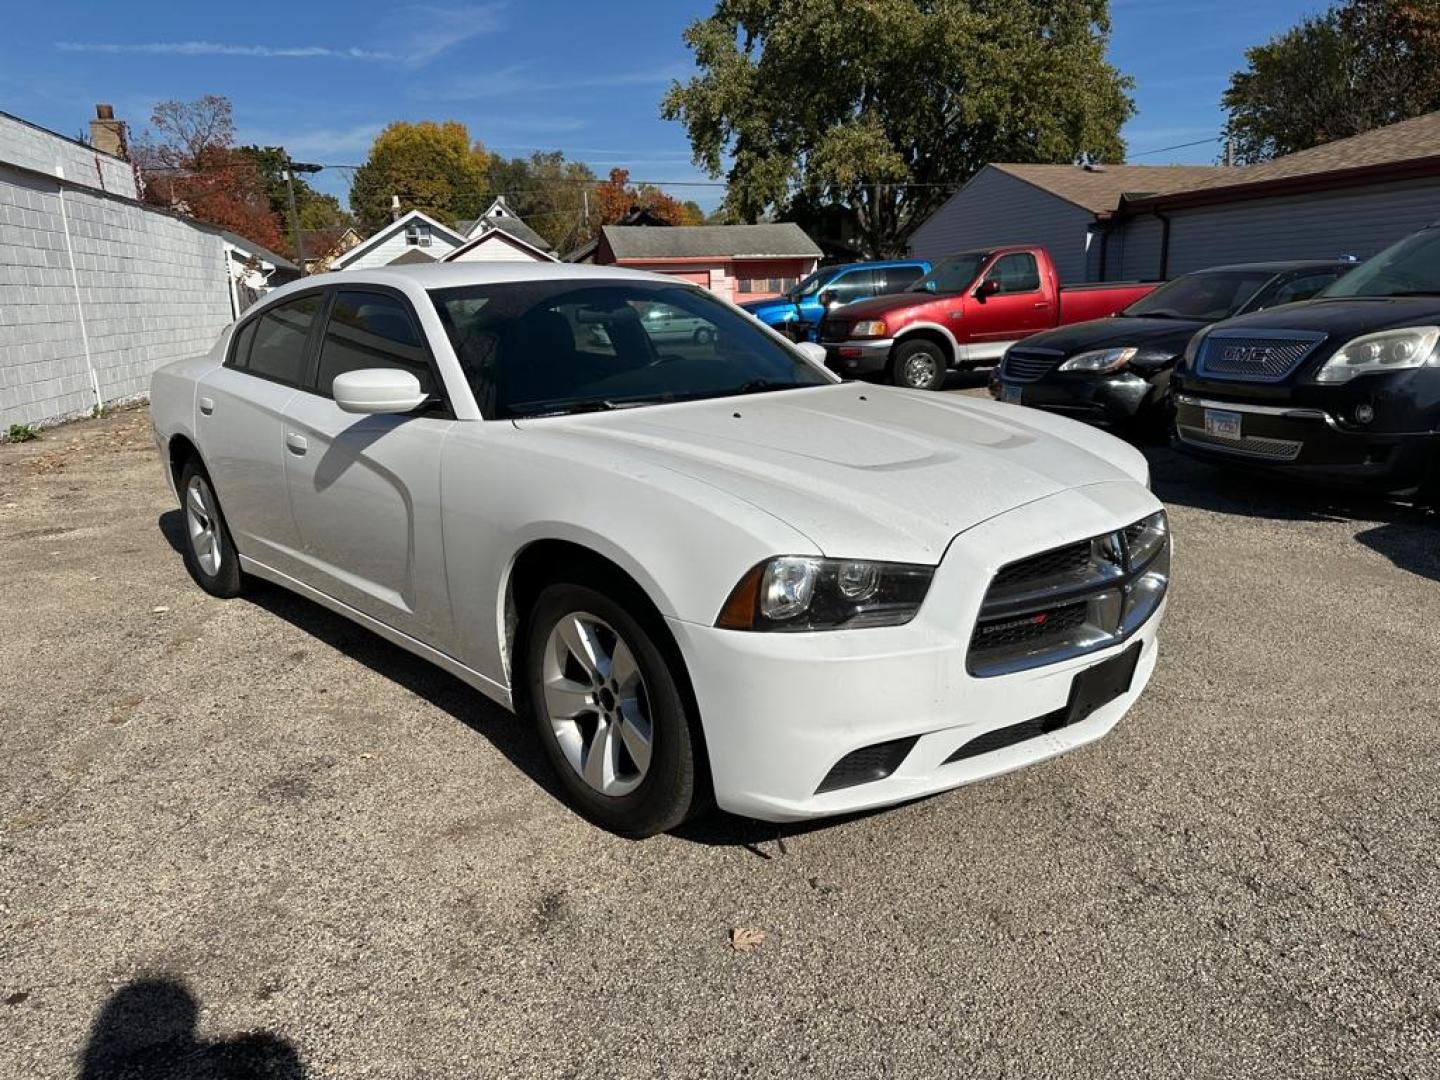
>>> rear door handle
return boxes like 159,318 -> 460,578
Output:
285,432 -> 308,456
199,396 -> 215,416
1032,302 -> 1050,308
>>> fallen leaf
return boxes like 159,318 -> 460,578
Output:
729,927 -> 766,953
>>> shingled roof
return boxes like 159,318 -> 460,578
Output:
990,163 -> 1232,214
602,223 -> 821,260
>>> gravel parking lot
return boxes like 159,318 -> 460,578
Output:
2,399 -> 1438,1079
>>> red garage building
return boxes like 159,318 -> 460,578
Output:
583,223 -> 822,303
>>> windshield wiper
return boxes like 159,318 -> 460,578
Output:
732,378 -> 807,396
509,396 -> 667,418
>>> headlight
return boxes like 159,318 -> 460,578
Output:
851,320 -> 888,337
1314,326 -> 1440,383
1058,346 -> 1137,373
717,556 -> 934,631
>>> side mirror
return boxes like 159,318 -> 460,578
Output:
819,289 -> 839,308
332,368 -> 428,415
975,278 -> 1001,299
794,341 -> 828,366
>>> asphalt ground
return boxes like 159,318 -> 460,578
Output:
2,396 -> 1437,1079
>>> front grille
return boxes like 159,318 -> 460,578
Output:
1176,425 -> 1303,461
1002,347 -> 1065,382
967,513 -> 1170,677
992,538 -> 1090,590
1195,330 -> 1326,382
943,708 -> 1064,765
818,320 -> 849,343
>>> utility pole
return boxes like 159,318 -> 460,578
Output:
268,148 -> 322,275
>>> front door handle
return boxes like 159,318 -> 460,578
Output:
1032,301 -> 1050,308
199,396 -> 215,416
285,432 -> 308,456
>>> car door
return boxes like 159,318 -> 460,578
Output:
966,252 -> 1052,345
823,268 -> 878,311
195,292 -> 323,578
280,287 -> 457,649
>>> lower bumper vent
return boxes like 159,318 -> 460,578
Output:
815,736 -> 918,794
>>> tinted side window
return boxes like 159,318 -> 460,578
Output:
1266,271 -> 1345,308
247,294 -> 323,384
228,319 -> 257,368
884,266 -> 925,292
316,291 -> 435,397
828,269 -> 877,303
985,253 -> 1041,293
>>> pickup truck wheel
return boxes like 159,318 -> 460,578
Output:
178,460 -> 245,599
890,340 -> 947,391
522,582 -> 701,838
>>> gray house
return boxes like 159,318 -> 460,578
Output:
910,110 -> 1440,284
908,163 -> 1226,284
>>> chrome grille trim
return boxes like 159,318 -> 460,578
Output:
1195,329 -> 1327,383
1176,426 -> 1303,461
1001,346 -> 1065,382
967,513 -> 1170,678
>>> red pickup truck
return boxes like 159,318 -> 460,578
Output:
819,246 -> 1156,390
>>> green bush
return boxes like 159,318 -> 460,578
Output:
5,423 -> 40,443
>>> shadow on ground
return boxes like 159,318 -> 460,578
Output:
79,977 -> 303,1079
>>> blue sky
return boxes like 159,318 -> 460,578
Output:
2,0 -> 1324,213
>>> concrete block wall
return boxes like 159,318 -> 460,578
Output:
0,113 -> 138,199
0,163 -> 233,429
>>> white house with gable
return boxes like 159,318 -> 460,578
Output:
335,197 -> 557,271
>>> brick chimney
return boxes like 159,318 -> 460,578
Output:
89,104 -> 129,160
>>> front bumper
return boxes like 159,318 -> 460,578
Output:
667,482 -> 1166,822
990,370 -> 1163,425
823,338 -> 893,377
1173,393 -> 1440,489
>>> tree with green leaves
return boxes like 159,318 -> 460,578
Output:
349,121 -> 493,234
487,151 -> 597,252
1222,0 -> 1440,164
237,145 -> 354,259
661,0 -> 1134,256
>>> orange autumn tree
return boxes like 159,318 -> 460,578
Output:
595,168 -> 704,226
134,95 -> 286,254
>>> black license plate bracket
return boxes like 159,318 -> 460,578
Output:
1046,642 -> 1143,732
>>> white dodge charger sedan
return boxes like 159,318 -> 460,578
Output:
151,262 -> 1169,837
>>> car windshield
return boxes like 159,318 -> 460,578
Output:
790,269 -> 827,299
430,279 -> 830,419
1122,270 -> 1277,321
910,253 -> 989,295
1321,229 -> 1440,298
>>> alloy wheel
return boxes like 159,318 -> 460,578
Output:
904,351 -> 939,388
185,474 -> 222,577
541,612 -> 654,797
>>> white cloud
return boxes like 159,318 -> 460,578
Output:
432,62 -> 692,101
54,3 -> 507,66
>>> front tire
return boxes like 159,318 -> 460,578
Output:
178,460 -> 245,598
521,582 -> 702,837
890,339 -> 947,391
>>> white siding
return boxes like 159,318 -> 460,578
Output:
343,231 -> 460,269
1104,176 -> 1440,280
448,233 -> 548,262
0,113 -> 137,198
908,167 -> 1097,283
0,163 -> 232,429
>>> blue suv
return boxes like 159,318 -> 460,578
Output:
740,260 -> 931,340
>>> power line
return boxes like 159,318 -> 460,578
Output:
1129,135 -> 1223,159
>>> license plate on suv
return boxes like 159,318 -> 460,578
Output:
1001,384 -> 1023,405
1204,408 -> 1242,439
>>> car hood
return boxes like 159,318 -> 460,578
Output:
830,292 -> 938,321
1020,315 -> 1205,359
513,384 -> 1149,563
740,297 -> 798,321
1206,295 -> 1440,338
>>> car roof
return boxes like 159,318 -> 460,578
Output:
1189,260 -> 1354,274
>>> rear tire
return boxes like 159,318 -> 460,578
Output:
521,581 -> 702,838
890,339 -> 947,391
178,459 -> 245,599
